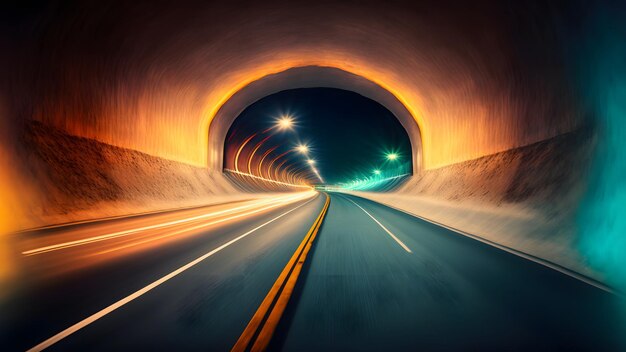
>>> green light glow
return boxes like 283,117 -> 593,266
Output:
386,153 -> 398,161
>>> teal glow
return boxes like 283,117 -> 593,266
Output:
337,161 -> 410,191
576,6 -> 626,289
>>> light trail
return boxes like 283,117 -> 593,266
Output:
234,134 -> 257,172
274,159 -> 290,182
266,150 -> 291,181
224,169 -> 311,188
285,164 -> 312,184
22,192 -> 314,256
25,196 -> 318,352
90,192 -> 316,256
247,135 -> 272,174
258,147 -> 277,178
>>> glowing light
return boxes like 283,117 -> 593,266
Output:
296,144 -> 309,154
276,115 -> 294,130
374,169 -> 381,175
22,192 -> 314,256
386,153 -> 398,161
234,134 -> 257,172
339,174 -> 410,191
225,169 -> 311,188
307,159 -> 315,165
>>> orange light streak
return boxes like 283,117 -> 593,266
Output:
91,191 -> 314,256
267,150 -> 291,180
224,169 -> 310,188
247,135 -> 272,174
234,134 -> 257,172
274,159 -> 289,182
22,193 -> 311,256
258,147 -> 277,178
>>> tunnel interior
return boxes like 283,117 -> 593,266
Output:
1,0 -> 626,294
222,88 -> 413,191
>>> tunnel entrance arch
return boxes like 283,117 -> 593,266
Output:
207,66 -> 423,176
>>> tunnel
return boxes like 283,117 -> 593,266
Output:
209,66 -> 422,176
220,85 -> 414,192
1,0 -> 626,350
212,67 -> 419,192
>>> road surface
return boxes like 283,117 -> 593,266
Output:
1,192 -> 624,351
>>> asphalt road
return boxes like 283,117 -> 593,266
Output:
0,192 -> 324,351
1,191 -> 625,351
273,193 -> 626,351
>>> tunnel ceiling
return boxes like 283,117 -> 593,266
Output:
6,0 -> 584,169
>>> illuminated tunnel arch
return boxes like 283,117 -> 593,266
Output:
207,66 -> 423,177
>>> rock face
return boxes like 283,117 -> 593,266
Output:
400,128 -> 594,207
16,121 -> 242,229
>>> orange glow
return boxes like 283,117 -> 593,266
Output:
234,134 -> 256,172
266,150 -> 290,181
22,192 -> 311,256
30,52 -> 557,172
274,159 -> 289,182
0,145 -> 27,289
224,169 -> 311,189
202,58 -> 476,170
247,135 -> 272,174
258,147 -> 277,178
16,192 -> 316,279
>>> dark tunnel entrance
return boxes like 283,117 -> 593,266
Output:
223,88 -> 413,191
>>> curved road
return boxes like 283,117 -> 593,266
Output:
1,192 -> 624,351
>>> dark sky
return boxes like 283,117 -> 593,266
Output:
225,88 -> 412,185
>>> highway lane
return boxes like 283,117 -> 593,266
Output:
273,192 -> 626,351
0,192 -> 325,351
2,190 -> 625,351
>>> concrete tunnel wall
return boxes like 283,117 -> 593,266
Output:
4,1 -> 583,171
208,66 -> 423,175
4,0 -> 622,287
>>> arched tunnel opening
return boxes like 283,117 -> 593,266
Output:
222,88 -> 413,192
2,1 -> 626,350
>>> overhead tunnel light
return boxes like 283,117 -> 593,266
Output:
296,144 -> 309,154
276,115 -> 294,130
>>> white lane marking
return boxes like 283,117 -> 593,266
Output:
345,197 -> 412,253
23,192 -> 313,256
343,193 -> 620,296
26,197 -> 318,352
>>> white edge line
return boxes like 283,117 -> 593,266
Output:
342,193 -> 621,297
344,197 -> 412,253
26,195 -> 318,352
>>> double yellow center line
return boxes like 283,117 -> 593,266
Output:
232,193 -> 331,352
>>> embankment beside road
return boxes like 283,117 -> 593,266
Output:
349,130 -> 603,284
